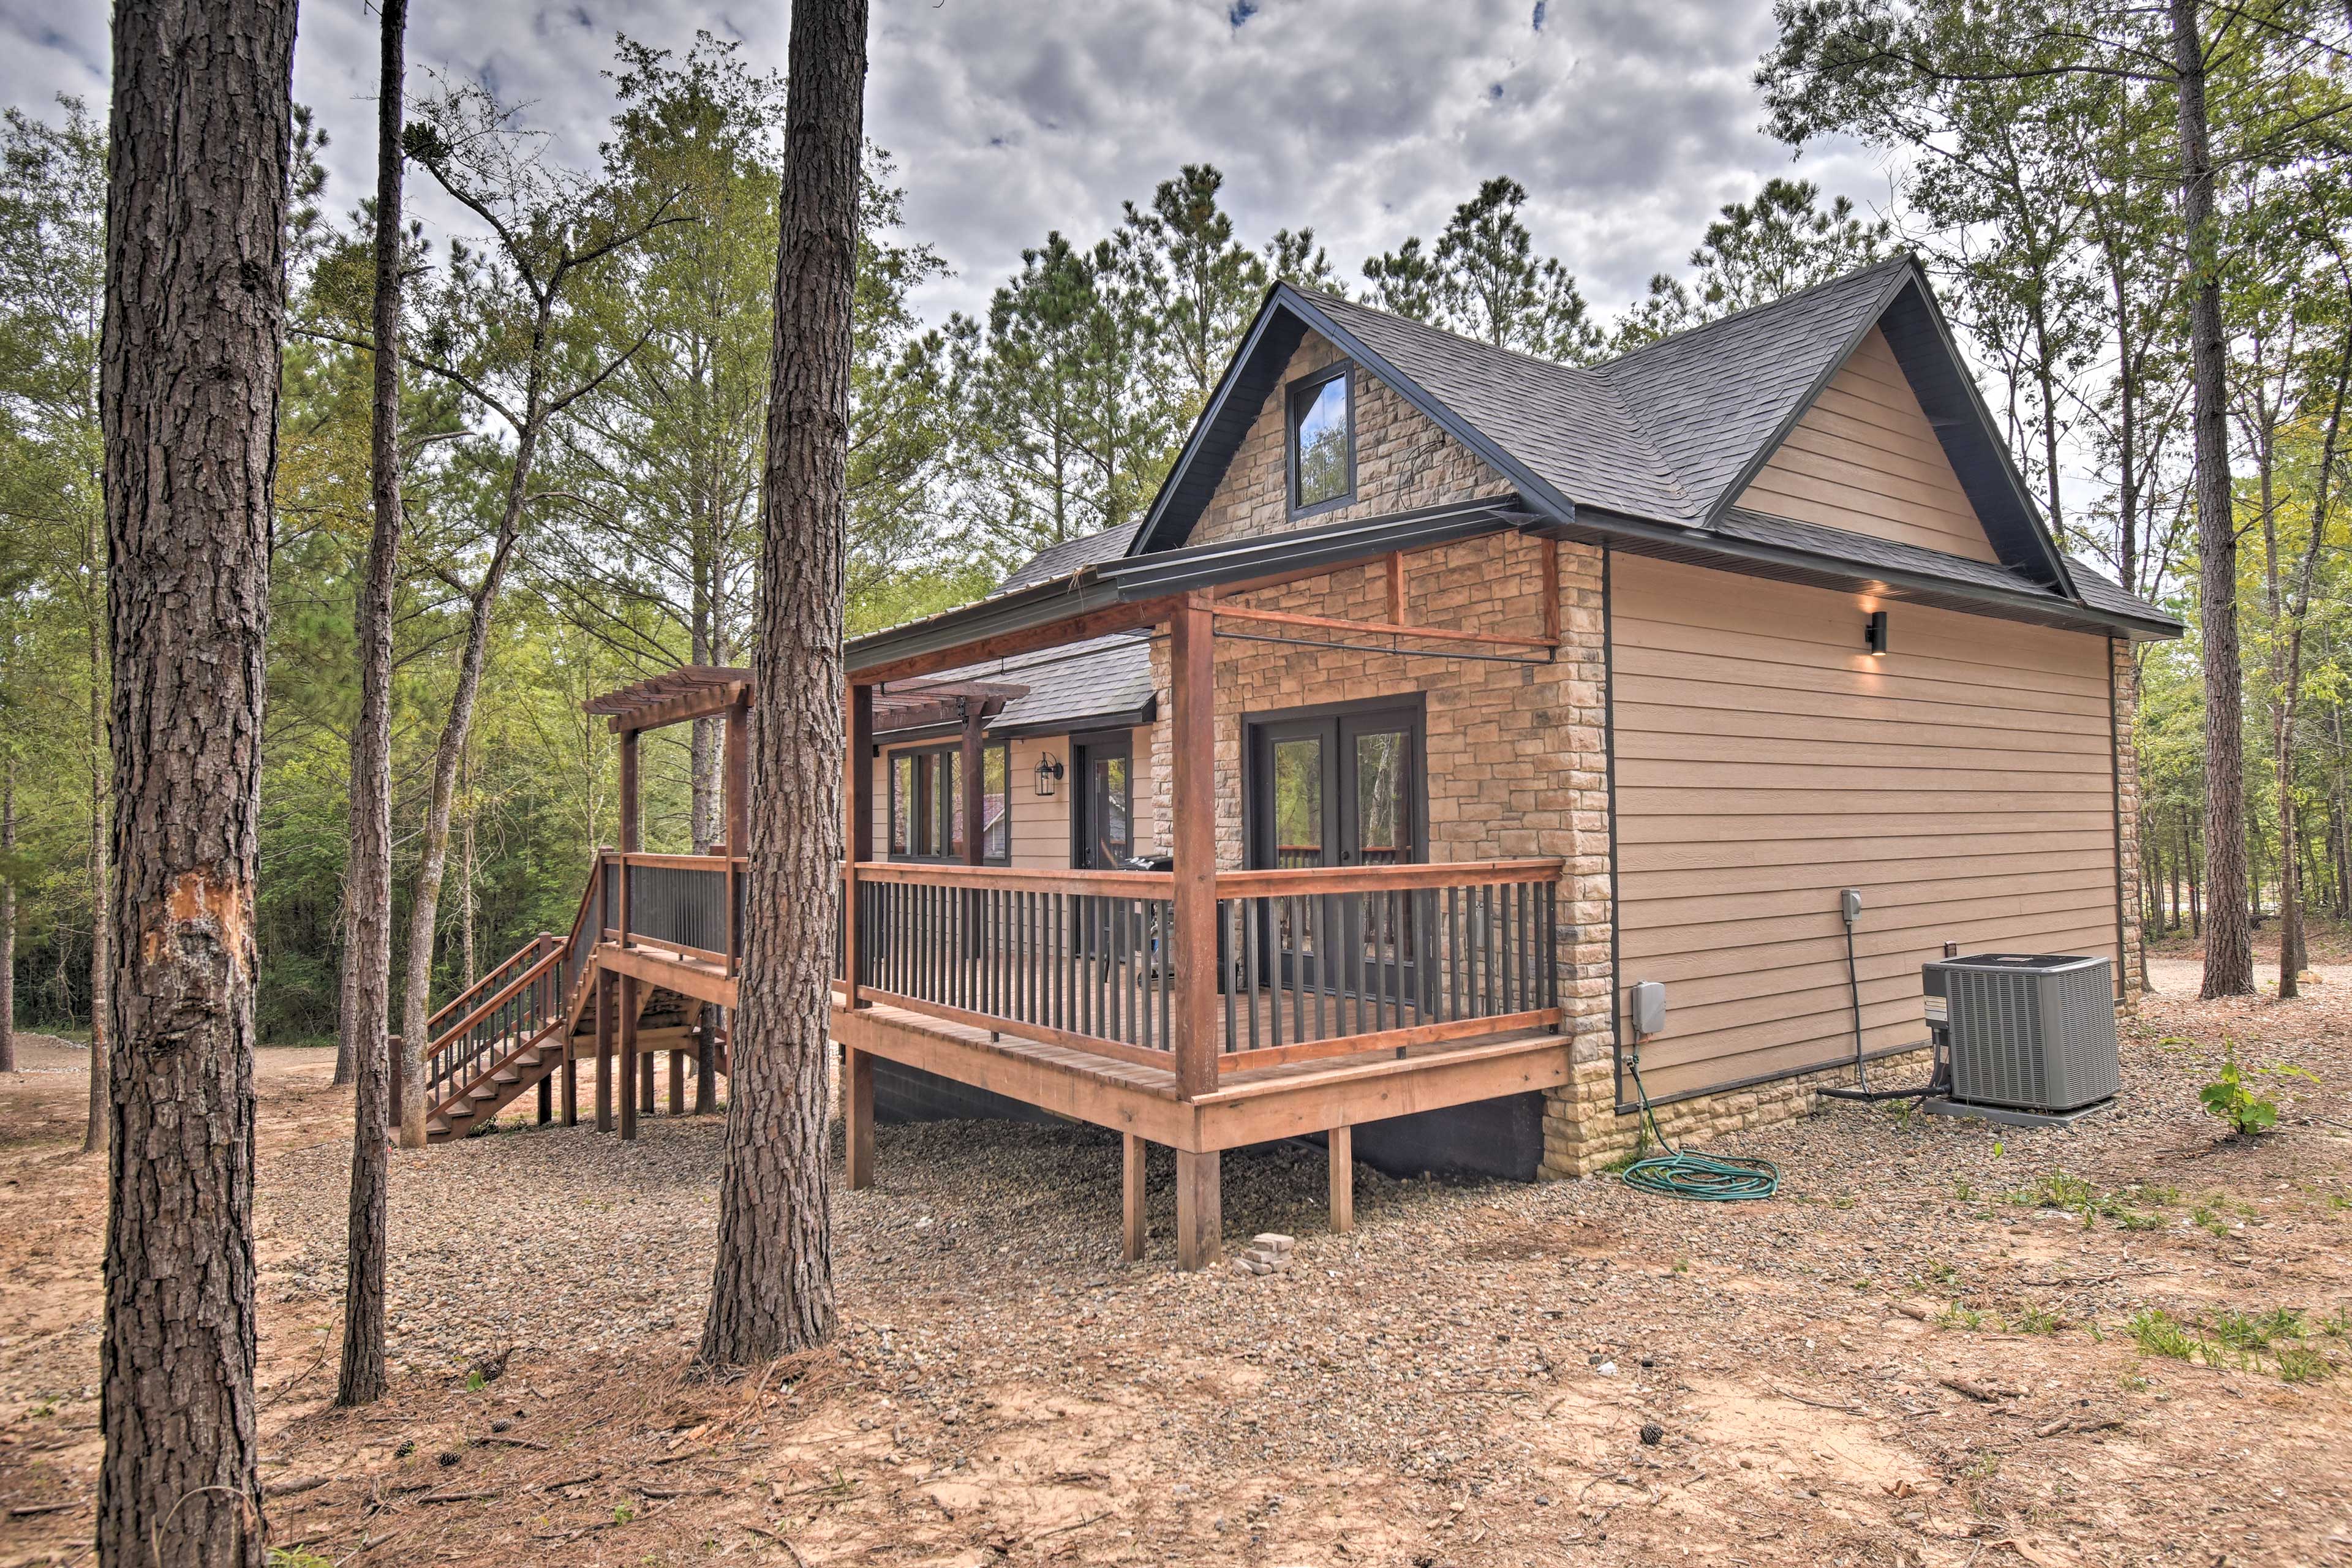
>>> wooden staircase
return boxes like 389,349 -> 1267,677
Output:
418,856 -> 730,1144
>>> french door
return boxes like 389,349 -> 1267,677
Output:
1245,703 -> 1423,996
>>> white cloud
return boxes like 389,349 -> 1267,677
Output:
0,0 -> 1891,325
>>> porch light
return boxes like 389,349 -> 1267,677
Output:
1864,610 -> 1890,657
1035,752 -> 1065,797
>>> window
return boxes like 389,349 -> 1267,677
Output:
887,741 -> 1011,864
1288,362 -> 1354,514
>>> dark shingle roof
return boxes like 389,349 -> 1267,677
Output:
995,521 -> 1142,595
1138,257 -> 2174,633
876,525 -> 1157,739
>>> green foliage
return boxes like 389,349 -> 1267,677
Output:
2198,1044 -> 2312,1137
2127,1308 -> 2196,1360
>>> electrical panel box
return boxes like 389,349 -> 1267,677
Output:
1629,980 -> 1667,1038
1923,953 -> 2118,1113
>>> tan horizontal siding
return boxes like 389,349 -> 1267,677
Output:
1611,554 -> 2121,1101
1733,325 -> 2002,564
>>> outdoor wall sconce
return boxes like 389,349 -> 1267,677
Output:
1864,610 -> 1890,657
1035,752 -> 1065,797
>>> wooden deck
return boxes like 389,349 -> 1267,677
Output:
830,995 -> 1571,1155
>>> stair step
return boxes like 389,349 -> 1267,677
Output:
445,1103 -> 475,1119
469,1084 -> 500,1101
491,1071 -> 520,1085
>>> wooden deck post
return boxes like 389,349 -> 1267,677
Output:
560,1031 -> 578,1126
1169,594 -> 1218,1102
641,1049 -> 656,1115
1121,1133 -> 1146,1262
1329,1124 -> 1354,1234
537,1073 -> 552,1126
619,973 -> 639,1141
594,969 -> 615,1134
1175,1149 -> 1220,1270
668,1046 -> 684,1115
618,728 -> 639,949
842,683 -> 875,1011
844,1044 -> 874,1190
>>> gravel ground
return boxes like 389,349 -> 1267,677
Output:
4,976 -> 2350,1568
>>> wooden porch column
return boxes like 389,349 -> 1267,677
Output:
959,701 -> 985,865
1169,594 -> 1221,1268
1329,1124 -> 1354,1234
843,683 -> 875,1008
1175,1150 -> 1220,1270
1121,1133 -> 1147,1262
619,973 -> 639,1140
843,1044 -> 875,1190
537,1073 -> 552,1126
668,1046 -> 684,1114
641,1049 -> 656,1115
724,696 -> 750,854
594,968 -> 615,1133
618,728 -> 640,949
1169,594 -> 1218,1101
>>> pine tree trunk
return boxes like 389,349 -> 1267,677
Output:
1,752 -> 15,1074
96,1 -> 293,1559
83,553 -> 108,1156
2171,0 -> 2252,998
699,0 -> 867,1368
339,0 -> 407,1409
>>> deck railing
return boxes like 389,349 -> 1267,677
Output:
423,935 -> 565,1110
844,857 -> 1563,1079
605,850 -> 746,974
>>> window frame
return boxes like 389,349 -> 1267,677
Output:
1286,360 -> 1357,519
885,739 -> 1012,865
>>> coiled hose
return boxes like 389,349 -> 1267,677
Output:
1620,1052 -> 1781,1202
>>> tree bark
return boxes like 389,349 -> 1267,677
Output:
96,1 -> 293,1561
83,507 -> 108,1156
2170,0 -> 2252,999
1,752 -> 14,1074
699,0 -> 867,1368
339,0 -> 408,1409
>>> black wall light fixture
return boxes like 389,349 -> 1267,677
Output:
1864,609 -> 1890,657
1035,751 -> 1065,797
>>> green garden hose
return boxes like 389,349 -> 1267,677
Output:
1619,1052 -> 1780,1202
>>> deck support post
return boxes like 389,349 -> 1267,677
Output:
537,1073 -> 552,1126
668,1046 -> 684,1115
843,683 -> 874,1009
619,973 -> 639,1141
1329,1124 -> 1354,1234
1175,1148 -> 1221,1270
640,1049 -> 656,1115
1121,1133 -> 1147,1262
561,1033 -> 578,1126
594,968 -> 615,1134
1169,594 -> 1218,1104
844,1044 -> 874,1190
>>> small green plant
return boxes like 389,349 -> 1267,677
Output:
2192,1204 -> 2231,1238
612,1504 -> 636,1525
28,1400 -> 55,1419
2117,1373 -> 2149,1392
2015,1304 -> 2063,1335
268,1551 -> 336,1568
466,1370 -> 486,1392
2127,1308 -> 2195,1360
1951,1179 -> 1976,1202
2199,1044 -> 2316,1137
1672,1256 -> 1691,1274
2327,1193 -> 2350,1214
1939,1302 -> 1985,1330
2276,1343 -> 2335,1384
2319,1306 -> 2352,1339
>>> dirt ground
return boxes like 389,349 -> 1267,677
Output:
3,963 -> 2350,1568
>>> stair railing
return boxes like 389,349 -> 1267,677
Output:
423,937 -> 564,1114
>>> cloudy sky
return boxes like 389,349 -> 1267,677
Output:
2,0 -> 1888,326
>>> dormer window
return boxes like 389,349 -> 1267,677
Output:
1287,362 -> 1354,516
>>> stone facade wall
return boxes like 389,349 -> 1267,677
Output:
1540,1047 -> 1940,1177
1191,330 -> 1518,546
2113,637 -> 2147,1000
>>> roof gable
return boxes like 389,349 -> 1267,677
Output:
1126,255 -> 2075,597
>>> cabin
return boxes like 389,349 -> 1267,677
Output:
415,255 -> 2179,1272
